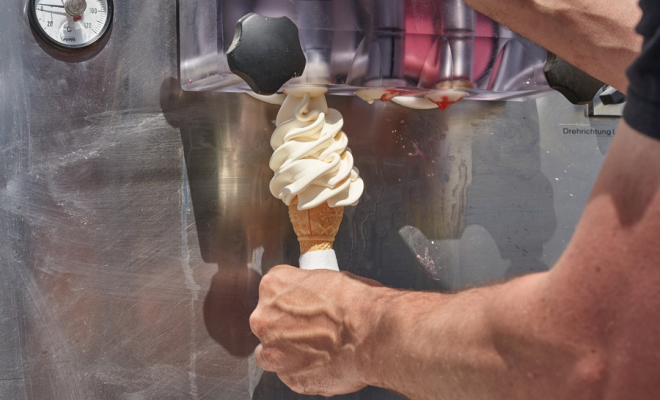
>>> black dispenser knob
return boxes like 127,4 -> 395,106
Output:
544,52 -> 605,105
227,13 -> 307,95
599,86 -> 626,105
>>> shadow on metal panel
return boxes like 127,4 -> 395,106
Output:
160,75 -> 555,398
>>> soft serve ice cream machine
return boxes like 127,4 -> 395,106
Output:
181,0 -> 555,273
0,0 -> 622,398
181,0 -> 553,99
175,2 -> 620,394
177,2 -> 620,396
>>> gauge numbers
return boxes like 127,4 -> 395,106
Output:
30,0 -> 113,50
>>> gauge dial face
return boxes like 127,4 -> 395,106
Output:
30,0 -> 113,50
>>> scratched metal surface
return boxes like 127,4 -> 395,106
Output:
0,0 -> 619,399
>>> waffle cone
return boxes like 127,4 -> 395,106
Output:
288,199 -> 344,253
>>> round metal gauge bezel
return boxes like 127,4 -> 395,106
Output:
28,0 -> 114,51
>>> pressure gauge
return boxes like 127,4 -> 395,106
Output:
29,0 -> 113,50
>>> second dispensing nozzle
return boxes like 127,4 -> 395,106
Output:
439,0 -> 475,88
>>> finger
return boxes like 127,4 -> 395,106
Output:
259,265 -> 297,296
253,344 -> 268,371
249,309 -> 265,341
254,344 -> 281,373
279,373 -> 334,397
278,374 -> 310,395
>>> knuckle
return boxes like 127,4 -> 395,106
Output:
279,374 -> 301,392
260,265 -> 295,295
254,345 -> 269,370
261,348 -> 274,363
270,264 -> 292,273
249,310 -> 265,338
266,265 -> 295,280
258,276 -> 274,298
279,375 -> 319,396
259,272 -> 273,288
258,348 -> 281,372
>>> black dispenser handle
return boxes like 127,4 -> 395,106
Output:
544,52 -> 605,105
227,13 -> 307,95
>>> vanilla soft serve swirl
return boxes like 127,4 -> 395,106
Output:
269,87 -> 364,210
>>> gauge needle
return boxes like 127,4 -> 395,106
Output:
40,4 -> 65,7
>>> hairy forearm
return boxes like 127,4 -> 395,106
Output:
462,0 -> 642,92
360,272 -> 603,400
362,285 -> 508,400
357,123 -> 660,400
249,123 -> 660,398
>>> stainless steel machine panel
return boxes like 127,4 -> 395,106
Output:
0,0 -> 618,399
178,0 -> 550,99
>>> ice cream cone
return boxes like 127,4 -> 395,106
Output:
288,199 -> 344,254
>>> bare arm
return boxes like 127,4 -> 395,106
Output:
249,2 -> 656,398
359,121 -> 660,400
461,0 -> 642,92
250,121 -> 660,399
